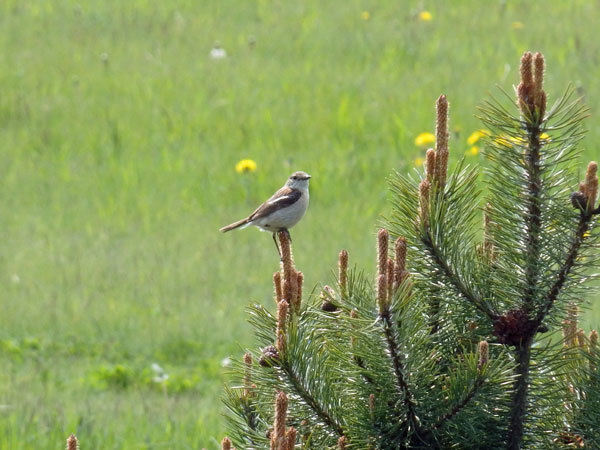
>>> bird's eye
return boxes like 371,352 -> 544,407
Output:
292,176 -> 297,180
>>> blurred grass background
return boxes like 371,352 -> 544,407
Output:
2,0 -> 600,448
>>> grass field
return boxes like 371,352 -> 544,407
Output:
2,0 -> 600,448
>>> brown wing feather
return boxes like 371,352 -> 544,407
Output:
248,186 -> 301,221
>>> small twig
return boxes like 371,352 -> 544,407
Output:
432,377 -> 485,430
353,355 -> 375,384
280,361 -> 345,437
241,400 -> 260,445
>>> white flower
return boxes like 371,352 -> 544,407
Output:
153,374 -> 169,383
151,363 -> 168,383
210,42 -> 227,60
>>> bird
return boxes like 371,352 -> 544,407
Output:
220,171 -> 311,255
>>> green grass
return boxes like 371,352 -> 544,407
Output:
2,0 -> 600,447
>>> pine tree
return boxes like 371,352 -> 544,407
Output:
222,52 -> 600,449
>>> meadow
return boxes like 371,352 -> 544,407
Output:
2,0 -> 600,448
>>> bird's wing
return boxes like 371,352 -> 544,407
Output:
248,186 -> 302,221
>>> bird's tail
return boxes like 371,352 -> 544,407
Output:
220,218 -> 251,232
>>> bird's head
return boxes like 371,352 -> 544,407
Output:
286,171 -> 311,190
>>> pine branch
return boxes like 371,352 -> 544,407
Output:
239,399 -> 260,435
279,360 -> 345,437
223,385 -> 267,447
379,309 -> 428,444
430,343 -> 492,438
433,377 -> 485,430
421,229 -> 497,320
523,122 -> 543,310
535,212 -> 592,325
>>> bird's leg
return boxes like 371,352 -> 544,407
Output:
272,232 -> 282,259
284,228 -> 292,243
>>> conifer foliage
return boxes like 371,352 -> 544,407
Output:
223,52 -> 600,449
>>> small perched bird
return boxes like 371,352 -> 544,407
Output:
220,171 -> 311,254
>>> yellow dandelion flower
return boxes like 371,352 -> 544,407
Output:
509,136 -> 526,145
235,159 -> 257,173
414,157 -> 425,168
467,130 -> 489,146
495,136 -> 524,147
512,21 -> 524,30
494,136 -> 511,147
418,11 -> 433,21
361,11 -> 370,20
414,132 -> 435,146
467,146 -> 480,156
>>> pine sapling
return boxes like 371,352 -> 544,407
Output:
223,51 -> 600,449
